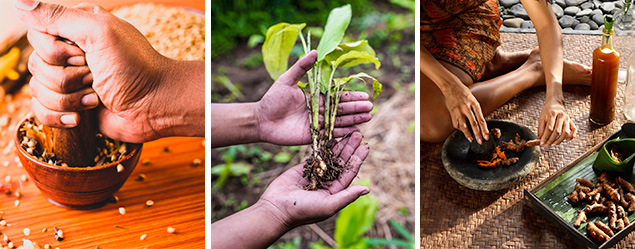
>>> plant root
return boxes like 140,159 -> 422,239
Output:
302,141 -> 346,191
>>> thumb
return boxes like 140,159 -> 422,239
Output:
13,0 -> 104,46
275,50 -> 317,86
324,185 -> 370,213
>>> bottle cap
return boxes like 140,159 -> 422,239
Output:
605,15 -> 614,30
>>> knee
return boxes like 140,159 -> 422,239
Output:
420,119 -> 453,143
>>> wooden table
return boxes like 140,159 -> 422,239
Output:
0,89 -> 205,248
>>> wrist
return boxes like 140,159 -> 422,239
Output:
254,199 -> 294,233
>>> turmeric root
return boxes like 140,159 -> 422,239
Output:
577,178 -> 594,188
587,222 -> 611,242
574,210 -> 586,227
626,193 -> 635,212
618,177 -> 635,194
603,183 -> 621,203
608,201 -> 618,229
568,190 -> 580,203
594,221 -> 615,237
585,203 -> 609,213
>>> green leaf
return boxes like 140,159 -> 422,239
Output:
334,179 -> 378,247
324,40 -> 376,66
297,81 -> 308,91
308,241 -> 332,249
211,162 -> 252,176
273,152 -> 292,163
319,61 -> 332,94
262,23 -> 306,80
316,5 -> 352,62
389,220 -> 414,243
338,72 -> 383,100
365,238 -> 413,248
333,50 -> 380,69
247,34 -> 264,48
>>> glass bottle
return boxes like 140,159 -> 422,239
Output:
624,51 -> 635,122
590,16 -> 621,125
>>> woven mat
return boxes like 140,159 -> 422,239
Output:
421,33 -> 635,248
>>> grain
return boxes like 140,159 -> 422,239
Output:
118,207 -> 126,215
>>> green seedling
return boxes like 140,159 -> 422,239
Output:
263,4 -> 382,190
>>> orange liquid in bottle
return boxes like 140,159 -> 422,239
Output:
590,45 -> 620,125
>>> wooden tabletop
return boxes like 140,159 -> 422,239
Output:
0,89 -> 205,248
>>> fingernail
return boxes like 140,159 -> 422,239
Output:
467,137 -> 473,143
82,73 -> 93,84
477,138 -> 482,144
81,93 -> 98,107
360,189 -> 370,196
484,134 -> 490,140
14,0 -> 39,11
67,56 -> 85,66
60,114 -> 77,126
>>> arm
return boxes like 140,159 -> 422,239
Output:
522,0 -> 576,145
211,131 -> 370,248
420,47 -> 489,143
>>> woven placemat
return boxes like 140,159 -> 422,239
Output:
421,33 -> 635,248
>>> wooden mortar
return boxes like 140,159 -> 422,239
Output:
50,110 -> 96,167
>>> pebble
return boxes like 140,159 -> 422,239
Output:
510,4 -> 529,19
520,20 -> 534,29
556,0 -> 566,7
592,13 -> 605,25
575,23 -> 592,30
580,15 -> 590,23
589,20 -> 599,30
600,2 -> 616,13
559,15 -> 576,28
576,8 -> 592,16
564,6 -> 580,15
500,0 -> 520,8
580,2 -> 595,10
552,4 -> 564,18
565,0 -> 586,6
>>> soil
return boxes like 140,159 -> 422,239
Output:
211,2 -> 415,247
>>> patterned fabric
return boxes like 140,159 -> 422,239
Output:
421,0 -> 503,81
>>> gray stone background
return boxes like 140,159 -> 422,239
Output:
500,0 -> 626,34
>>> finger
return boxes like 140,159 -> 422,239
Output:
465,106 -> 483,144
456,114 -> 472,143
472,102 -> 489,141
339,91 -> 370,102
554,120 -> 571,145
29,77 -> 99,112
570,122 -> 577,140
334,113 -> 372,127
323,185 -> 370,215
538,116 -> 546,142
332,126 -> 360,139
14,0 -> 109,47
336,101 -> 373,116
27,29 -> 85,66
31,97 -> 78,128
28,51 -> 91,93
330,142 -> 370,192
546,115 -> 565,145
334,131 -> 363,162
275,50 -> 317,86
541,115 -> 556,145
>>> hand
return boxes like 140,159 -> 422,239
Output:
442,82 -> 489,144
257,50 -> 373,146
538,98 -> 576,145
258,131 -> 370,228
15,0 -> 204,143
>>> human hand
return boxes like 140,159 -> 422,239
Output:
15,0 -> 204,143
257,50 -> 373,146
442,82 -> 489,144
258,131 -> 370,229
539,98 -> 576,146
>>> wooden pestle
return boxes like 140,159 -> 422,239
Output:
50,109 -> 97,166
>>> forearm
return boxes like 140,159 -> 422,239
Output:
210,101 -> 260,148
420,46 -> 463,93
151,59 -> 205,139
211,201 -> 291,249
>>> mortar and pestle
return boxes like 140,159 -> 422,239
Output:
15,41 -> 142,209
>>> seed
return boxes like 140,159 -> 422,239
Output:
145,200 -> 154,207
135,174 -> 146,181
56,229 -> 64,240
23,228 -> 30,236
201,139 -> 205,147
4,176 -> 10,182
61,163 -> 68,167
139,234 -> 147,240
142,158 -> 151,165
1,220 -> 6,226
14,200 -> 19,207
20,174 -> 27,182
119,207 -> 126,215
7,242 -> 13,248
2,162 -> 8,167
111,195 -> 119,203
116,164 -> 124,173
4,233 -> 8,242
16,162 -> 22,168
167,227 -> 175,234
14,191 -> 21,199
163,147 -> 169,152
42,228 -> 47,233
44,245 -> 51,249
13,157 -> 19,163
191,159 -> 201,167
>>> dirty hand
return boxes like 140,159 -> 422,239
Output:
259,131 -> 370,227
15,0 -> 204,143
442,82 -> 489,144
538,98 -> 576,146
257,50 -> 373,146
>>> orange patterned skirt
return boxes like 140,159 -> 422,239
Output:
421,0 -> 503,81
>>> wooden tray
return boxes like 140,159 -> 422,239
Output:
525,123 -> 635,249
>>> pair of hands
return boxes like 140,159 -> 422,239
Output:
445,79 -> 575,146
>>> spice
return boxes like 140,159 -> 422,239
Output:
20,174 -> 27,182
41,228 -> 46,233
44,244 -> 51,249
4,176 -> 10,182
163,147 -> 169,152
140,234 -> 147,240
167,227 -> 175,234
191,159 -> 201,167
119,207 -> 126,215
23,228 -> 30,236
1,220 -> 7,226
116,164 -> 124,173
14,200 -> 19,207
141,158 -> 151,165
145,200 -> 154,207
54,227 -> 64,241
111,195 -> 119,203
135,174 -> 146,181
8,242 -> 13,248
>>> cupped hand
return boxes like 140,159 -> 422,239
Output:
258,131 -> 370,229
16,0 -> 199,143
443,82 -> 489,143
257,50 -> 373,146
538,98 -> 576,146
